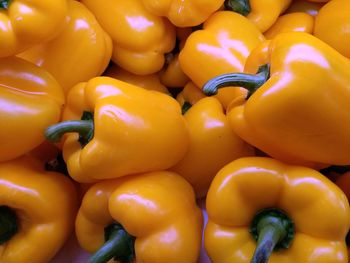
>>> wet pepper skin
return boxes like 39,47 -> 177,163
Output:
18,0 -> 112,95
0,57 -> 64,162
0,155 -> 78,263
61,77 -> 189,183
206,157 -> 349,263
81,0 -> 176,75
76,171 -> 203,263
227,32 -> 350,167
0,0 -> 67,57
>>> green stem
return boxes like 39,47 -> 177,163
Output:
0,206 -> 18,245
0,0 -> 10,9
182,101 -> 192,115
202,64 -> 270,99
250,209 -> 294,263
88,223 -> 135,263
225,0 -> 251,16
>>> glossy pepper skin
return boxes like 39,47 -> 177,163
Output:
285,0 -> 324,16
314,0 -> 350,59
0,155 -> 78,263
17,0 -> 112,95
141,0 -> 224,27
205,157 -> 349,263
81,0 -> 176,75
179,11 -> 265,108
76,171 -> 203,263
48,77 -> 189,183
264,12 -> 314,40
0,0 -> 67,57
0,57 -> 64,162
225,0 -> 292,32
170,97 -> 254,198
205,32 -> 350,167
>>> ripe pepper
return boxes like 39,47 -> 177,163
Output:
285,0 -> 324,16
225,0 -> 292,32
205,157 -> 349,263
170,97 -> 254,198
203,32 -> 350,167
17,0 -> 112,95
81,0 -> 176,75
264,12 -> 314,40
0,155 -> 78,263
314,0 -> 350,59
104,63 -> 170,95
176,82 -> 206,114
141,0 -> 224,27
0,0 -> 67,57
179,11 -> 265,109
76,171 -> 203,263
0,57 -> 64,162
45,77 -> 189,183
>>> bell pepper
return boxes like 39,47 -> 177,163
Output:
45,76 -> 189,183
104,63 -> 170,95
224,0 -> 292,32
0,0 -> 67,57
17,0 -> 112,95
205,157 -> 349,263
179,11 -> 265,109
176,82 -> 206,114
203,32 -> 350,167
264,12 -> 314,40
314,0 -> 350,59
81,0 -> 176,75
75,170 -> 203,263
0,56 -> 64,162
141,0 -> 224,27
285,0 -> 324,16
336,172 -> 350,202
170,97 -> 254,198
0,155 -> 78,263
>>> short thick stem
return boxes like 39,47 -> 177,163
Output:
0,0 -> 10,9
225,0 -> 251,16
202,64 -> 270,98
0,206 -> 18,245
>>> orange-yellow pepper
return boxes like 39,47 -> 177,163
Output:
0,155 -> 78,263
176,82 -> 206,113
0,57 -> 64,162
104,63 -> 170,94
314,0 -> 350,59
76,171 -> 203,263
81,0 -> 176,75
45,77 -> 189,183
225,0 -> 292,32
205,157 -> 349,263
141,0 -> 224,27
170,97 -> 254,198
0,0 -> 67,57
17,0 -> 112,95
179,11 -> 265,108
285,0 -> 324,16
264,12 -> 314,40
203,32 -> 350,167
336,172 -> 350,202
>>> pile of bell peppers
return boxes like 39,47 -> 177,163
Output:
0,0 -> 350,262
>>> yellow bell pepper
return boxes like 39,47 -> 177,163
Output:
264,12 -> 314,40
225,0 -> 292,32
205,157 -> 349,263
45,77 -> 189,183
179,11 -> 265,109
170,97 -> 254,198
141,0 -> 224,27
17,0 -> 112,95
203,32 -> 350,167
81,0 -> 176,75
0,56 -> 64,162
76,171 -> 203,263
314,0 -> 350,59
0,0 -> 67,57
104,63 -> 170,94
0,155 -> 78,263
176,82 -> 206,114
285,0 -> 324,16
